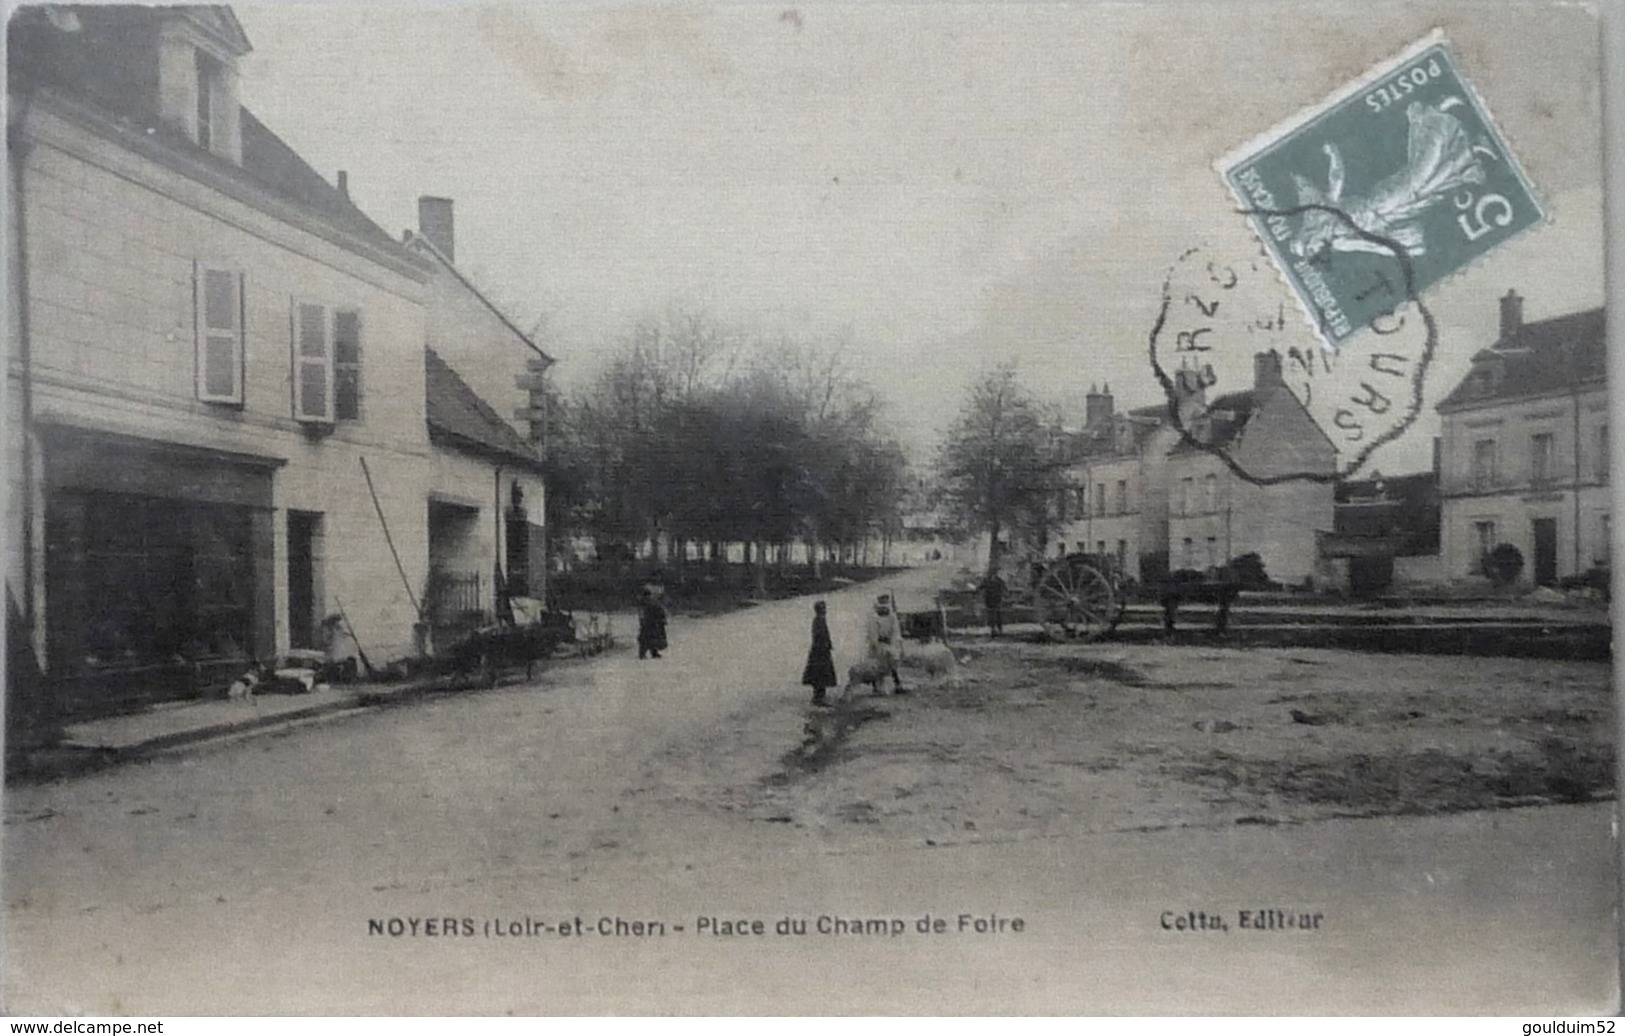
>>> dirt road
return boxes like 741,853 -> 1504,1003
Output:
3,565 -> 1616,1014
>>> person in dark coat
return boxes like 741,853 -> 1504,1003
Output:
801,600 -> 837,706
637,588 -> 668,660
981,571 -> 1007,637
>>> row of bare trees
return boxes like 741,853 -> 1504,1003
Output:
543,310 -> 911,588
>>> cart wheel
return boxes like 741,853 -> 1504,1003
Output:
1037,562 -> 1117,641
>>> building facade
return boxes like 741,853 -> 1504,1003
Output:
6,6 -> 548,724
1055,386 -> 1168,580
1163,353 -> 1336,585
1057,356 -> 1334,587
1436,292 -> 1607,586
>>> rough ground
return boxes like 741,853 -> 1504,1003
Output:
635,639 -> 1615,846
4,569 -> 1616,1014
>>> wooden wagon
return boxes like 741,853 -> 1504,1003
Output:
999,551 -> 1129,641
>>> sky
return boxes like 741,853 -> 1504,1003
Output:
234,1 -> 1606,474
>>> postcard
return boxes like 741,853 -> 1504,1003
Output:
2,0 -> 1615,1015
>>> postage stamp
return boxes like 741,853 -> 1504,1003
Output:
1217,31 -> 1544,349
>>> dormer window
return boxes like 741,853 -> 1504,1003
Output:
196,49 -> 222,153
156,10 -> 248,164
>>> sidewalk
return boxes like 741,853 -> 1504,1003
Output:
9,669 -> 496,782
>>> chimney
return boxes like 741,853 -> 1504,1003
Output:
1499,289 -> 1523,340
1253,349 -> 1284,390
1173,363 -> 1211,427
418,196 -> 455,264
336,170 -> 349,201
1085,382 -> 1114,427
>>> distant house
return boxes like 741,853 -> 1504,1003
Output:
1052,353 -> 1334,587
1319,470 -> 1442,593
1054,385 -> 1171,581
4,5 -> 546,727
1162,352 -> 1336,585
1435,291 -> 1607,586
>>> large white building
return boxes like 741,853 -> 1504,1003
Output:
1435,292 -> 1607,586
6,5 -> 548,728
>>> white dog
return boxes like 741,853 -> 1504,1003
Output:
225,668 -> 261,702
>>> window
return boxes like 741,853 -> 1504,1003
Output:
195,263 -> 243,404
292,301 -> 361,423
1598,425 -> 1608,481
1181,537 -> 1194,568
1530,433 -> 1554,486
1056,489 -> 1069,522
1472,439 -> 1498,491
1075,487 -> 1088,516
1473,520 -> 1496,568
1056,542 -> 1067,557
196,50 -> 218,153
1094,483 -> 1106,517
1203,473 -> 1218,513
1115,480 -> 1128,514
1600,514 -> 1611,564
1115,539 -> 1127,572
1206,535 -> 1218,567
334,310 -> 362,420
1180,477 -> 1194,516
1096,540 -> 1106,556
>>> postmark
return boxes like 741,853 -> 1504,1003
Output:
1217,31 -> 1543,350
1148,240 -> 1436,483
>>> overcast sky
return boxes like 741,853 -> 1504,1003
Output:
236,1 -> 1605,473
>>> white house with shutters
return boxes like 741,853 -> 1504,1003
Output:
5,5 -> 548,730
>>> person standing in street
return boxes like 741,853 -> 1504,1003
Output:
637,587 -> 668,660
981,570 -> 1007,637
801,600 -> 837,707
865,593 -> 907,695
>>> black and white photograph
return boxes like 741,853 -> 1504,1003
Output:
1,0 -> 1617,1016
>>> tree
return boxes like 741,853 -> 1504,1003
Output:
936,365 -> 1067,575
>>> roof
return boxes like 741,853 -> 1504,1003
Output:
10,5 -> 417,267
406,232 -> 555,364
1437,306 -> 1606,410
425,348 -> 542,468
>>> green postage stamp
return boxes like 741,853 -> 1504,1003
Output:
1219,31 -> 1543,349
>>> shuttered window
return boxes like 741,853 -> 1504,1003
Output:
293,300 -> 332,422
292,301 -> 363,424
195,263 -> 243,404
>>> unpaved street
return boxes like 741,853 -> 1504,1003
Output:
3,566 -> 1616,1014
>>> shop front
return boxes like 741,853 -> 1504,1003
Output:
39,424 -> 281,717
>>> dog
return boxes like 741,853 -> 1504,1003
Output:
225,667 -> 263,702
843,657 -> 890,700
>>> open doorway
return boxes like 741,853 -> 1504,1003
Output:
287,510 -> 323,650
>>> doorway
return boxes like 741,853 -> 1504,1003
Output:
287,511 -> 323,649
1531,517 -> 1558,587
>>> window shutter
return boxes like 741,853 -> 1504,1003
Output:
292,300 -> 333,422
332,309 -> 362,421
195,261 -> 243,404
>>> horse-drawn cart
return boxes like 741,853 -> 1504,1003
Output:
1009,551 -> 1129,639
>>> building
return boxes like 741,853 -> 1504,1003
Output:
405,198 -> 554,633
5,6 -> 547,726
1163,352 -> 1336,585
1053,385 -> 1172,581
1319,469 -> 1443,594
1436,292 -> 1607,586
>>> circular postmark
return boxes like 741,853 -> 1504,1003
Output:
1148,209 -> 1437,485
